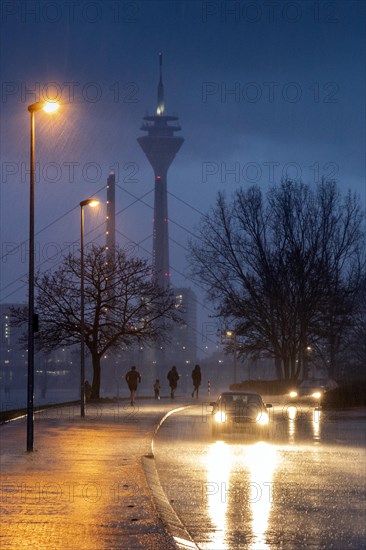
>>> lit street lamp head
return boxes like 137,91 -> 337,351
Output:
80,198 -> 100,208
43,102 -> 59,113
28,101 -> 59,113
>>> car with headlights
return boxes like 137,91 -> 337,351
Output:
288,379 -> 338,402
210,391 -> 272,438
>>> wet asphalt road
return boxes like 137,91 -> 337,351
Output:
154,402 -> 366,550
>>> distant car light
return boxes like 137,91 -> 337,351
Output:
214,411 -> 227,423
290,391 -> 298,398
312,391 -> 322,399
256,411 -> 269,425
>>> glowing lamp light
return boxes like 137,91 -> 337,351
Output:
43,102 -> 59,113
156,175 -> 161,179
88,200 -> 99,208
290,391 -> 298,398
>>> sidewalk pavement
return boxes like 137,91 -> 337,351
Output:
0,398 -> 199,550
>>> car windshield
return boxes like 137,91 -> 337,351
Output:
300,380 -> 327,388
221,394 -> 262,406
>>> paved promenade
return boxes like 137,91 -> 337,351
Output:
0,399 -> 197,550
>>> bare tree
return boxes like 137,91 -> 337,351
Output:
321,270 -> 366,379
348,275 -> 366,376
190,180 -> 365,381
13,246 -> 179,398
310,184 -> 366,376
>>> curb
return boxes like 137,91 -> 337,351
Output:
143,404 -> 199,549
143,456 -> 198,550
150,405 -> 192,457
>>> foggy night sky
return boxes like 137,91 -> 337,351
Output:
0,0 -> 365,355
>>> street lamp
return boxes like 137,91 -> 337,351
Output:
226,330 -> 237,385
27,100 -> 59,452
80,199 -> 99,417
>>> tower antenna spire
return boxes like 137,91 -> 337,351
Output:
157,52 -> 164,115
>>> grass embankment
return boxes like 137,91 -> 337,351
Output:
321,381 -> 366,409
0,401 -> 82,423
0,395 -> 162,423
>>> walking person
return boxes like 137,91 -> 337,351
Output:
153,379 -> 161,400
167,366 -> 180,399
191,364 -> 202,398
125,365 -> 141,406
84,380 -> 92,403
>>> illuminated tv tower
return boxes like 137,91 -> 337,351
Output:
137,53 -> 184,289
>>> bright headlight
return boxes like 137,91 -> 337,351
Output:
312,391 -> 321,399
290,391 -> 298,398
214,411 -> 227,423
256,411 -> 269,425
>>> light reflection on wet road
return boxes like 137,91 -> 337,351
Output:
154,403 -> 366,549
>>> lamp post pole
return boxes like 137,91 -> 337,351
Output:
80,203 -> 86,418
233,333 -> 237,385
80,202 -> 85,418
80,199 -> 99,417
226,330 -> 237,385
26,101 -> 59,452
27,106 -> 36,452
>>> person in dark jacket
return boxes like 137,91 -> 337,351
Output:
84,380 -> 92,403
167,366 -> 180,398
125,366 -> 141,405
191,364 -> 202,398
153,379 -> 161,400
